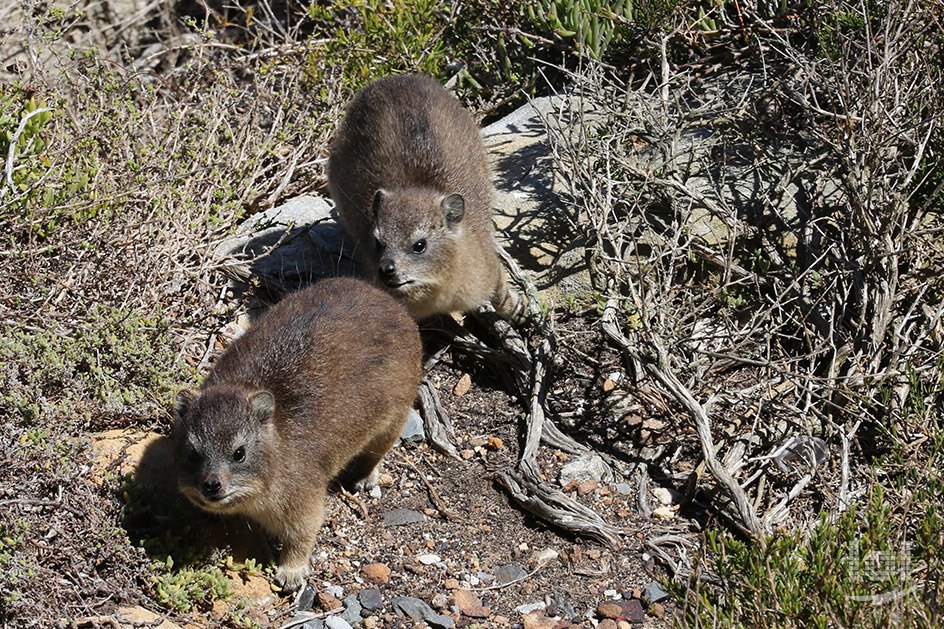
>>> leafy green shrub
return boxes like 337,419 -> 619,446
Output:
0,90 -> 98,240
0,306 -> 194,429
526,0 -> 634,60
304,0 -> 450,92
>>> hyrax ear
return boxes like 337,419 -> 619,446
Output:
249,390 -> 275,423
441,193 -> 465,228
174,389 -> 196,420
372,189 -> 386,217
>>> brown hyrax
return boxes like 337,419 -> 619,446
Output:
171,277 -> 422,592
328,74 -> 523,322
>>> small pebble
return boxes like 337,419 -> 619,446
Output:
325,617 -> 353,629
382,508 -> 426,527
361,563 -> 391,584
369,486 -> 382,499
642,581 -> 670,604
651,487 -> 673,505
418,553 -> 441,565
358,588 -> 383,611
515,601 -> 546,614
494,564 -> 527,584
296,583 -> 317,611
615,483 -> 633,495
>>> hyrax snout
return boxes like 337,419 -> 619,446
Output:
172,277 -> 422,592
328,74 -> 523,322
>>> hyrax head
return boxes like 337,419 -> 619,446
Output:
172,385 -> 276,514
370,187 -> 464,301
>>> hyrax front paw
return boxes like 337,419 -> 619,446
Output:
274,563 -> 309,595
351,467 -> 381,494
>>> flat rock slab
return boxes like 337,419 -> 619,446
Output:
218,195 -> 355,299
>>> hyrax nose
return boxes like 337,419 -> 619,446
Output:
203,476 -> 222,496
378,260 -> 396,279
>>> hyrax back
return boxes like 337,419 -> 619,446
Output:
328,74 -> 522,321
172,277 -> 422,592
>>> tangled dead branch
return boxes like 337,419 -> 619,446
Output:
541,0 -> 943,549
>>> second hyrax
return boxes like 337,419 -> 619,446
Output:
172,277 -> 422,592
328,74 -> 522,321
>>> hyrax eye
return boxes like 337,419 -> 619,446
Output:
412,239 -> 427,254
233,446 -> 246,462
186,445 -> 202,465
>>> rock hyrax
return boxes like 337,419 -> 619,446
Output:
328,74 -> 522,321
172,277 -> 422,592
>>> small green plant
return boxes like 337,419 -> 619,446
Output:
305,0 -> 450,92
526,0 -> 634,60
0,90 -> 98,239
119,474 -> 233,612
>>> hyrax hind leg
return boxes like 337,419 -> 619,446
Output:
273,487 -> 326,593
345,411 -> 407,493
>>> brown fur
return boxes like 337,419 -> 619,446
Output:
172,277 -> 422,592
328,74 -> 522,321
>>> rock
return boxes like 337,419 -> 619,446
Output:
598,603 -> 623,619
614,483 -> 632,495
577,479 -> 598,495
361,563 -> 391,584
392,596 -> 438,622
597,600 -> 645,624
317,591 -> 343,611
552,594 -> 577,621
341,594 -> 362,626
531,548 -> 559,569
515,602 -> 546,614
296,583 -> 318,611
597,620 -> 619,629
431,592 -> 449,609
382,508 -> 426,526
112,606 -> 182,628
460,449 -> 475,459
559,453 -> 614,486
358,588 -> 383,611
216,195 -> 354,296
651,487 -> 673,505
399,408 -> 425,442
623,599 -> 645,623
642,581 -> 670,604
325,617 -> 353,629
649,602 -> 666,617
521,611 -> 559,629
292,619 -> 325,629
426,614 -> 456,629
453,373 -> 472,396
369,485 -> 382,499
487,436 -> 504,450
444,578 -> 461,590
494,564 -> 527,584
221,573 -> 279,612
483,96 -> 591,306
417,553 -> 441,565
324,584 -> 345,599
651,505 -> 676,520
449,589 -> 491,618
